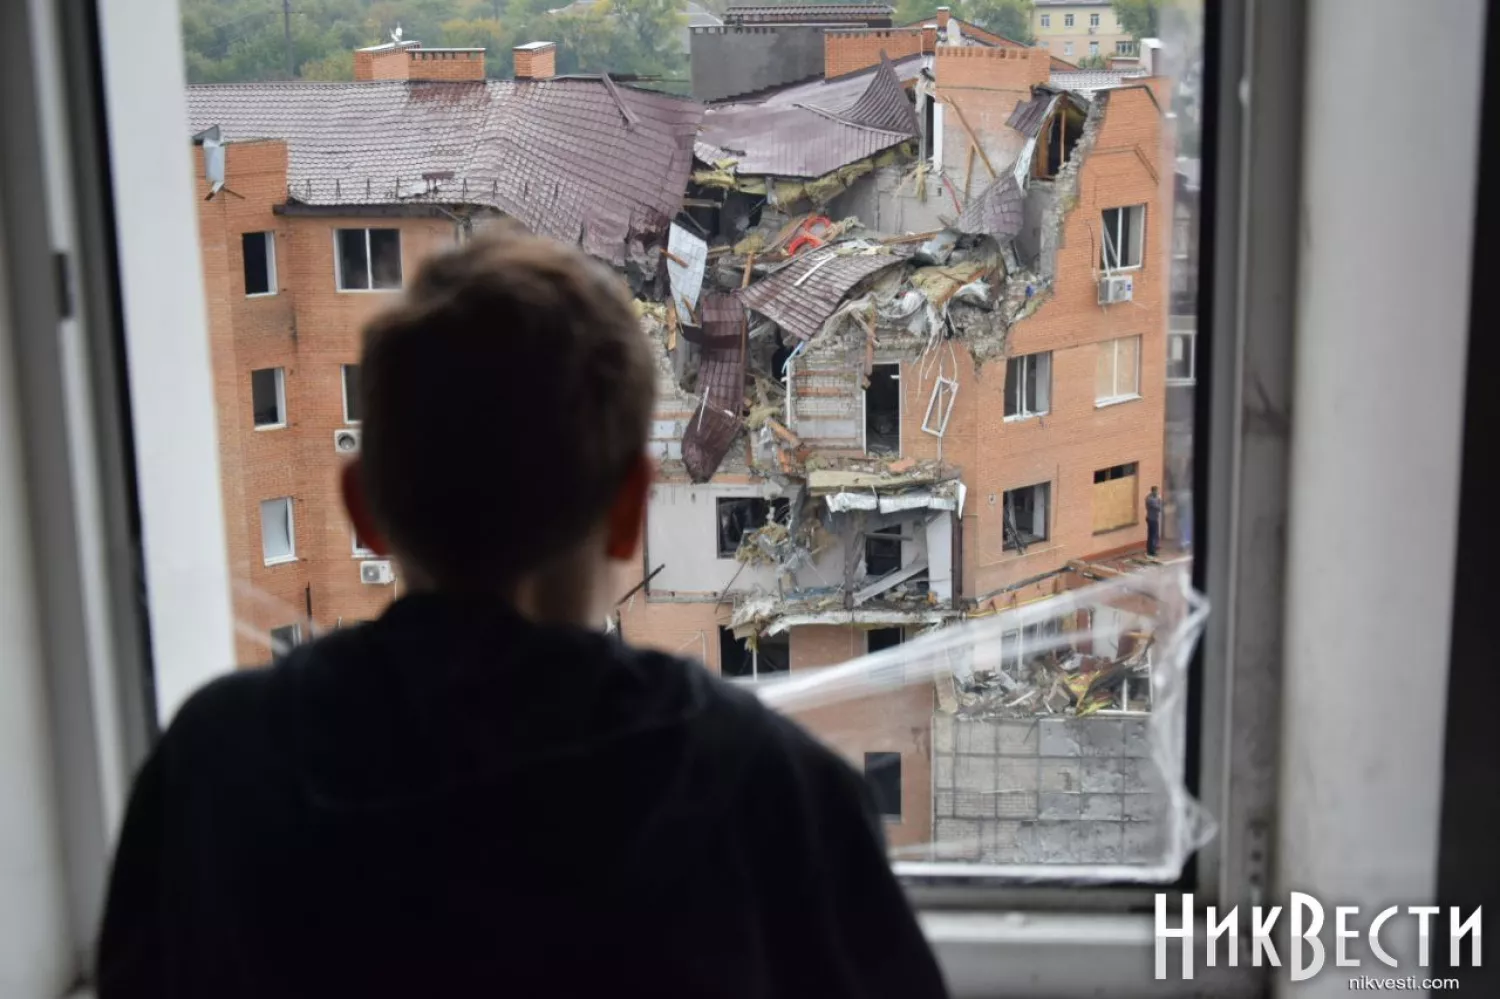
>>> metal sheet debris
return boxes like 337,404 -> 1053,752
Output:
667,224 -> 707,311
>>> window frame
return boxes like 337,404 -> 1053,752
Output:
1089,12 -> 1100,27
259,496 -> 297,565
1167,328 -> 1196,384
1100,204 -> 1146,271
352,529 -> 376,558
1063,41 -> 1074,56
268,622 -> 301,655
333,227 -> 403,293
1003,351 -> 1051,421
864,751 -> 903,820
242,230 -> 277,297
249,366 -> 286,430
1064,12 -> 1074,27
1095,335 -> 1142,406
1089,41 -> 1100,56
1001,481 -> 1051,552
341,363 -> 361,424
1040,12 -> 1050,28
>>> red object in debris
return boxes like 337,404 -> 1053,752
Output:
786,215 -> 834,255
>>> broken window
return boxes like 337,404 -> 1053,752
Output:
921,375 -> 958,438
1092,462 -> 1140,534
863,752 -> 902,819
1167,330 -> 1196,383
1036,105 -> 1085,179
715,497 -> 788,558
1095,335 -> 1141,403
718,627 -> 753,678
1002,482 -> 1050,552
718,626 -> 789,679
259,496 -> 295,564
1004,351 -> 1051,420
269,623 -> 301,656
242,231 -> 275,296
251,367 -> 285,428
868,627 -> 904,653
335,228 -> 402,291
1100,205 -> 1146,270
865,363 -> 901,455
865,525 -> 903,578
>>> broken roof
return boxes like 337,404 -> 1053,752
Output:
740,247 -> 908,340
186,78 -> 704,263
681,293 -> 747,482
954,174 -> 1025,240
1049,68 -> 1148,96
695,56 -> 919,178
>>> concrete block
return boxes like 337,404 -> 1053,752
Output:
1081,757 -> 1125,793
935,753 -> 953,788
935,817 -> 982,859
935,791 -> 955,818
1120,757 -> 1157,793
933,713 -> 956,754
997,719 -> 1040,755
957,719 -> 997,754
1039,758 -> 1080,792
1038,791 -> 1082,819
954,755 -> 997,792
984,819 -> 1027,859
1124,792 -> 1161,821
1123,821 -> 1166,863
996,791 -> 1038,819
1122,717 -> 1152,758
1081,793 -> 1124,820
1075,718 -> 1125,757
1076,821 -> 1124,863
954,791 -> 994,818
1038,718 -> 1081,756
996,758 -> 1039,792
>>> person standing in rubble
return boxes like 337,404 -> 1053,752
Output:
97,229 -> 949,999
1146,485 -> 1163,557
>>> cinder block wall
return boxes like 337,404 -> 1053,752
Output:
931,714 -> 1168,864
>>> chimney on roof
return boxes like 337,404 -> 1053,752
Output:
353,39 -> 487,82
935,6 -> 951,31
514,42 -> 557,81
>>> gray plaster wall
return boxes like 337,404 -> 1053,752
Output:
690,26 -> 827,102
931,714 -> 1169,865
827,165 -> 959,235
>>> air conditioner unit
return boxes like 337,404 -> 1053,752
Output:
359,560 -> 394,585
1098,274 -> 1134,305
334,428 -> 362,454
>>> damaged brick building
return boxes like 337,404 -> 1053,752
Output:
618,22 -> 1170,861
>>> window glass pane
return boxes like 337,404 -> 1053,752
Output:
864,752 -> 902,819
1119,336 -> 1141,395
1004,355 -> 1021,415
259,497 -> 293,561
1127,205 -> 1146,267
1034,352 -> 1051,413
342,364 -> 361,423
368,229 -> 403,289
250,367 -> 281,427
242,232 -> 273,295
336,229 -> 369,290
1096,341 -> 1115,399
1101,207 -> 1120,269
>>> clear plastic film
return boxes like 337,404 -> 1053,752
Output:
749,563 -> 1214,883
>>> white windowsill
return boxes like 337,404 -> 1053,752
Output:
352,551 -> 377,559
245,290 -> 278,299
1102,264 -> 1142,274
253,422 -> 286,431
336,286 -> 402,295
1002,411 -> 1049,423
343,418 -> 362,426
1165,377 -> 1196,387
263,554 -> 298,567
1000,542 -> 1060,560
1094,394 -> 1141,409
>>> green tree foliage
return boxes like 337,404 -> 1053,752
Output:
179,0 -> 683,83
1111,0 -> 1159,39
891,0 -> 1032,43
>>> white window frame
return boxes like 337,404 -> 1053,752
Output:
1101,204 -> 1146,272
1089,41 -> 1100,56
352,529 -> 376,557
250,366 -> 286,430
268,622 -> 301,655
1064,12 -> 1074,27
1167,328 -> 1196,385
333,227 -> 403,293
1001,481 -> 1050,551
1003,351 -> 1050,421
921,374 -> 959,436
1090,12 -> 1100,27
1095,336 -> 1142,406
1063,41 -> 1074,56
341,363 -> 360,424
242,230 -> 277,297
1040,13 -> 1049,28
259,496 -> 297,565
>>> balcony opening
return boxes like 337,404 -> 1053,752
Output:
865,363 -> 900,455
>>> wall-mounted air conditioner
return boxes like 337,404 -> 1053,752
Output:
1099,274 -> 1134,305
359,560 -> 394,585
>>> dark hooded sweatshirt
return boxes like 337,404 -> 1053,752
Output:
97,594 -> 948,998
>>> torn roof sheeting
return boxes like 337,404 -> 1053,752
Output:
185,78 -> 704,264
740,247 -> 908,340
681,293 -> 747,482
953,173 -> 1025,239
696,56 -> 919,178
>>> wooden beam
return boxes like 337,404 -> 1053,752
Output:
963,143 -> 976,200
941,96 -> 998,179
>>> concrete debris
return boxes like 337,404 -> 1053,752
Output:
956,631 -> 1155,720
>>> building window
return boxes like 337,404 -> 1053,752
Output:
864,752 -> 902,819
352,530 -> 376,557
342,364 -> 361,423
335,228 -> 403,291
259,497 -> 296,564
868,627 -> 904,653
242,231 -> 276,296
1096,336 -> 1142,404
1089,41 -> 1100,56
250,367 -> 285,428
1092,461 -> 1139,533
1117,40 -> 1134,54
1090,12 -> 1100,27
1063,41 -> 1074,56
1168,329 -> 1196,383
1040,13 -> 1050,27
1004,351 -> 1051,419
716,497 -> 788,558
865,362 -> 900,455
1064,13 -> 1074,27
865,525 -> 903,578
268,623 -> 301,656
1173,217 -> 1192,260
718,626 -> 789,679
1101,204 -> 1146,270
1002,482 -> 1050,552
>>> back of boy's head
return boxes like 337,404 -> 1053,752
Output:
358,228 -> 654,591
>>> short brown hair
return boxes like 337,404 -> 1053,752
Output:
358,228 -> 654,590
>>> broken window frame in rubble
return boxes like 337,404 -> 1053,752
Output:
715,496 -> 789,558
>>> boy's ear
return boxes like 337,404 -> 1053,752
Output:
340,460 -> 389,556
605,453 -> 653,562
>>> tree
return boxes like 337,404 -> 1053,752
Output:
1073,53 -> 1107,69
963,0 -> 1033,44
1111,0 -> 1159,39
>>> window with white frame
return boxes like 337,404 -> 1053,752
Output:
259,497 -> 296,564
1064,12 -> 1074,27
352,529 -> 376,557
1090,41 -> 1100,56
1063,41 -> 1074,56
1040,12 -> 1049,27
269,623 -> 301,656
1168,328 -> 1196,383
242,231 -> 276,296
1096,335 -> 1141,403
1002,482 -> 1050,551
342,363 -> 361,423
1090,12 -> 1100,27
718,626 -> 789,679
1100,204 -> 1146,270
335,228 -> 402,291
250,367 -> 285,428
1003,351 -> 1051,419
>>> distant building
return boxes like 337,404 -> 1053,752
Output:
1032,0 -> 1136,65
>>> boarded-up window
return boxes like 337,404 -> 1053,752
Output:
1092,462 -> 1139,534
1096,336 -> 1141,403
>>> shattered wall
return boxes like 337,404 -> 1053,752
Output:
825,164 -> 958,235
689,25 -> 827,102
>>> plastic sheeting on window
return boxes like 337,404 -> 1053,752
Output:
748,564 -> 1213,882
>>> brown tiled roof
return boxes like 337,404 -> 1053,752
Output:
954,174 -> 1024,239
186,78 -> 703,263
682,293 -> 747,482
696,57 -> 918,178
725,4 -> 893,22
1007,89 -> 1060,137
740,248 -> 907,340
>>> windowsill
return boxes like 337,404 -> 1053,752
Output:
352,552 -> 378,559
263,555 -> 298,566
1002,411 -> 1049,423
336,287 -> 402,295
1102,264 -> 1142,275
1094,394 -> 1141,409
343,418 -> 362,426
1165,377 -> 1196,387
1000,542 -> 1059,559
245,291 -> 278,299
253,422 -> 286,431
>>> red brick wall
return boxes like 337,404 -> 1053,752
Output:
366,49 -> 412,80
406,50 -> 486,81
514,44 -> 557,80
934,45 -> 1052,178
825,28 -> 924,78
